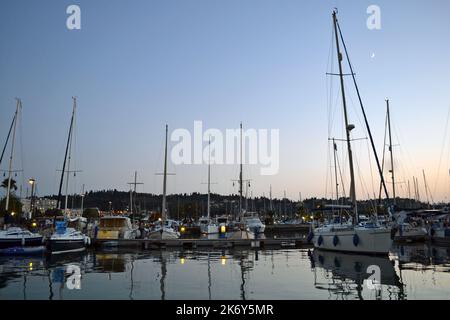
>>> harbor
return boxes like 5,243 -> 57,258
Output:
2,1 -> 450,302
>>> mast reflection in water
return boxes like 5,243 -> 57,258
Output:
0,245 -> 449,300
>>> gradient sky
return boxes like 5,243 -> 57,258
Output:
1,0 -> 450,202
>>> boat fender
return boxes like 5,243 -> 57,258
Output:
307,232 -> 314,243
353,234 -> 359,247
333,235 -> 339,247
317,235 -> 323,246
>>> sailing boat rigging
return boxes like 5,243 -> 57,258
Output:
148,125 -> 180,239
48,97 -> 90,254
0,99 -> 44,251
311,10 -> 392,254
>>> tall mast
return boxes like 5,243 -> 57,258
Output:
0,111 -> 16,168
57,98 -> 76,210
239,122 -> 243,217
336,13 -> 390,202
332,138 -> 339,203
422,170 -> 430,208
162,124 -> 168,223
64,97 -> 77,215
387,99 -> 396,205
5,99 -> 21,211
332,11 -> 358,222
269,185 -> 273,211
80,184 -> 85,215
207,135 -> 211,220
128,171 -> 143,224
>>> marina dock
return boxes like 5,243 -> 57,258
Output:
93,237 -> 312,249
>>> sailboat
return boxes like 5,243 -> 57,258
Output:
148,125 -> 180,240
48,97 -> 90,254
228,123 -> 256,240
0,99 -> 44,252
311,11 -> 392,254
199,136 -> 219,235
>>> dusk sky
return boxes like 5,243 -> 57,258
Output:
1,0 -> 450,202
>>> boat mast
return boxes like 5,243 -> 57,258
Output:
64,97 -> 77,215
239,122 -> 243,217
207,135 -> 211,220
57,98 -> 76,210
332,11 -> 358,222
336,14 -> 390,202
0,109 -> 16,168
162,124 -> 168,224
5,99 -> 21,212
332,138 -> 339,204
387,99 -> 396,205
128,171 -> 143,224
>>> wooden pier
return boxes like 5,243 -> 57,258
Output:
93,237 -> 312,250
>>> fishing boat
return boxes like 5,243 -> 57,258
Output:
148,125 -> 180,240
48,220 -> 90,254
311,11 -> 392,255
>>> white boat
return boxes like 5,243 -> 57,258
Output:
0,227 -> 43,249
312,221 -> 392,254
199,217 -> 218,234
312,11 -> 392,255
48,221 -> 90,254
148,125 -> 180,240
392,211 -> 428,242
241,213 -> 265,234
97,216 -> 138,240
429,214 -> 450,245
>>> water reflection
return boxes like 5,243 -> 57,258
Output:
309,249 -> 403,300
0,244 -> 449,300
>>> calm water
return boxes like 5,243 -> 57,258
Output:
0,244 -> 449,300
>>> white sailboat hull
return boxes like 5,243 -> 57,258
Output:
148,228 -> 180,240
313,225 -> 392,255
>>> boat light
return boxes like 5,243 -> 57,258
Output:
310,216 -> 314,220
31,222 -> 37,227
180,258 -> 185,265
221,256 -> 226,265
11,212 -> 15,216
180,226 -> 186,233
220,225 -> 226,233
29,262 -> 33,271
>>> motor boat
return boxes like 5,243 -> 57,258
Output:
97,216 -> 138,240
48,221 -> 90,254
392,211 -> 428,242
241,213 -> 265,234
0,227 -> 43,249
